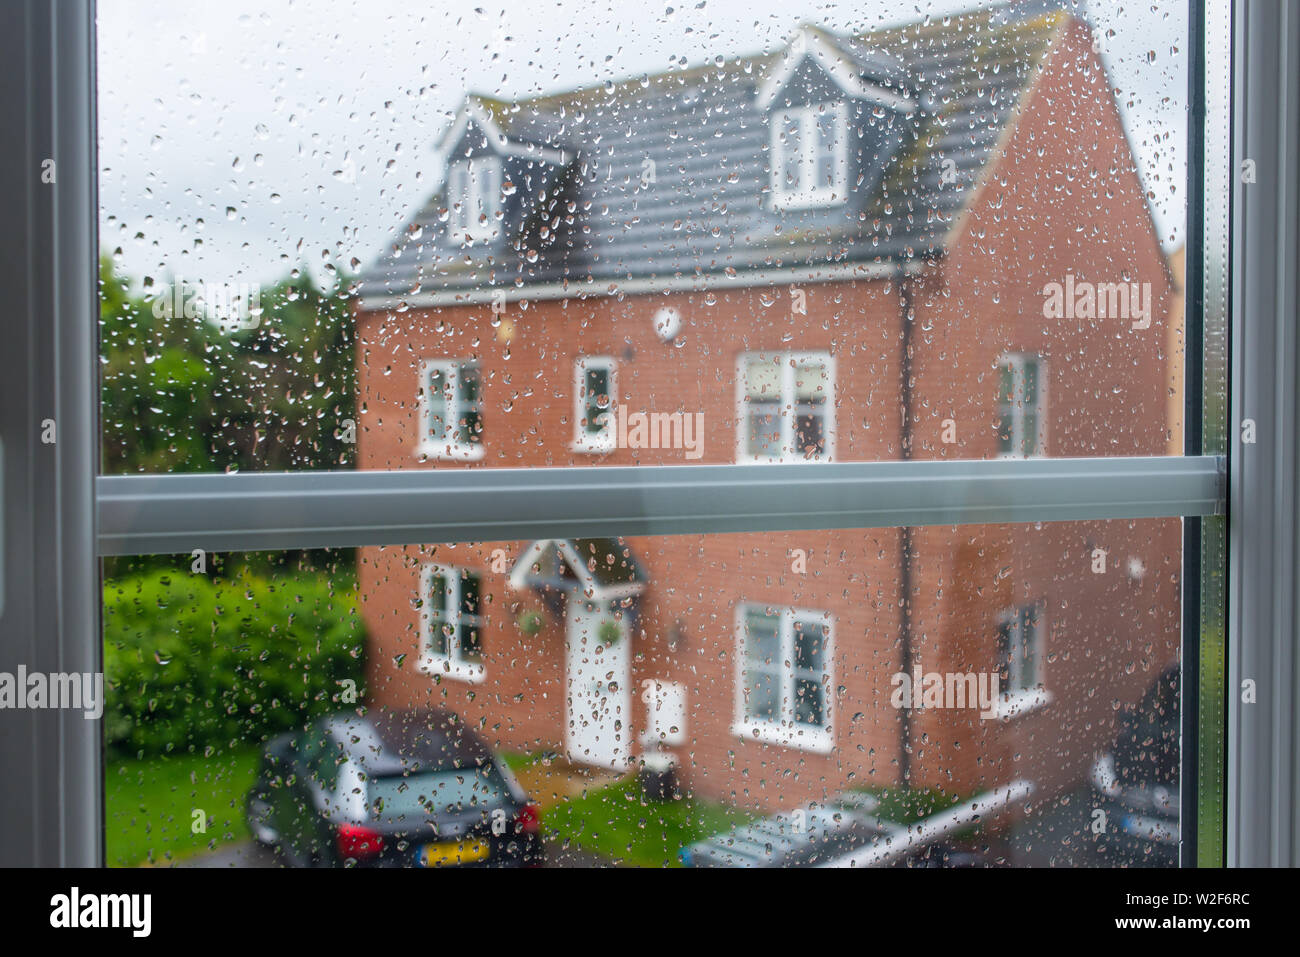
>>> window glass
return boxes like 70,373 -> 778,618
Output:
419,361 -> 483,459
101,515 -> 1181,868
99,0 -> 1190,475
575,357 -> 616,451
97,0 -> 1197,873
741,352 -> 833,461
368,768 -> 506,820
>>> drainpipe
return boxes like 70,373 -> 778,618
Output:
896,266 -> 916,789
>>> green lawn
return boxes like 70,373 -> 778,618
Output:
542,777 -> 757,868
105,747 -> 260,867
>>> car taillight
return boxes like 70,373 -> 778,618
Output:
336,822 -> 385,860
515,803 -> 541,835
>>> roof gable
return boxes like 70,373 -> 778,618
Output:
439,96 -> 570,166
755,24 -> 916,114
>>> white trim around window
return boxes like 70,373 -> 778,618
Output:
417,358 -> 485,461
736,350 -> 835,463
992,603 -> 1051,719
732,602 -> 834,753
571,355 -> 617,454
417,564 -> 486,683
768,101 -> 849,211
996,353 -> 1046,459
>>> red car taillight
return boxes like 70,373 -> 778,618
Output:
514,803 -> 541,835
336,822 -> 385,860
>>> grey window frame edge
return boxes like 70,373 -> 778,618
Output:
0,0 -> 101,867
1,0 -> 1259,869
1186,0 -> 1230,870
1227,0 -> 1299,869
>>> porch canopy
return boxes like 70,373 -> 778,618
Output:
508,538 -> 647,602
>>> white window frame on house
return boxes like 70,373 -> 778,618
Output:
571,355 -> 617,454
736,351 -> 835,463
993,603 -> 1052,718
418,564 -> 486,683
732,603 -> 834,753
417,358 -> 485,461
768,101 -> 849,210
446,156 -> 502,242
996,353 -> 1046,459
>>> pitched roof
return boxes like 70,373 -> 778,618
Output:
359,1 -> 1071,309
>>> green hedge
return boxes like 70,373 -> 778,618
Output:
103,570 -> 365,759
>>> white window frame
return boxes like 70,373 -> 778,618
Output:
446,156 -> 502,242
993,603 -> 1051,718
571,355 -> 617,454
996,353 -> 1046,459
418,564 -> 486,683
736,350 -> 835,463
417,358 -> 485,461
732,602 -> 834,753
768,101 -> 849,211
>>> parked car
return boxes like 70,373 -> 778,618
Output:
246,708 -> 543,867
1090,664 -> 1180,865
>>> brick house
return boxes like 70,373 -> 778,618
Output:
354,3 -> 1180,814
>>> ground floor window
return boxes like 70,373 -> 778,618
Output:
733,603 -> 833,751
419,565 -> 485,681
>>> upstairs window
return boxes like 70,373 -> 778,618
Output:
769,102 -> 848,210
997,354 -> 1045,458
446,157 -> 502,241
419,359 -> 484,460
738,352 -> 834,462
572,356 -> 616,453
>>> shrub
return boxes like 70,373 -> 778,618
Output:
103,569 -> 365,759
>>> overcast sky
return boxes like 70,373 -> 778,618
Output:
97,0 -> 1189,290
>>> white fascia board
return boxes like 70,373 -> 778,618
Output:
357,258 -> 917,311
756,27 -> 915,115
439,96 -> 570,167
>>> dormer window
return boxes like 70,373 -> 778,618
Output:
447,157 -> 502,241
769,102 -> 848,210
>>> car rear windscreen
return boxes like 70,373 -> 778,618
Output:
367,767 -> 506,820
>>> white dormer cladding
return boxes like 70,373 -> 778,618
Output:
754,24 -> 916,114
437,95 -> 572,244
437,96 -> 571,167
759,25 -> 917,211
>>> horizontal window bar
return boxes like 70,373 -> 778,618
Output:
96,456 -> 1225,556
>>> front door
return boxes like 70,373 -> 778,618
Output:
565,599 -> 631,770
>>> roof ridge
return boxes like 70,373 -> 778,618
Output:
460,2 -> 1070,121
